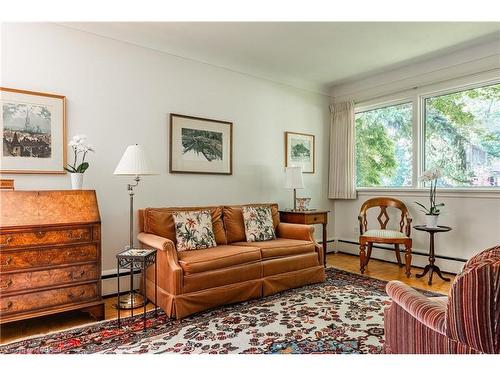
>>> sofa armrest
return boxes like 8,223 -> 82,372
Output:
137,232 -> 176,256
386,280 -> 446,334
276,222 -> 315,242
137,232 -> 183,295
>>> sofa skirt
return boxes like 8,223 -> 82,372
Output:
145,266 -> 325,319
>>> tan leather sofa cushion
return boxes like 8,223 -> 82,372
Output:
182,263 -> 262,293
177,245 -> 261,274
143,206 -> 227,245
232,238 -> 315,259
262,252 -> 320,276
223,203 -> 280,243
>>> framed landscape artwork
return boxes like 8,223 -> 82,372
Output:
169,113 -> 233,175
1,87 -> 66,174
285,131 -> 315,173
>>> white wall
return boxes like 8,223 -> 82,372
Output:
1,23 -> 333,281
330,39 -> 500,274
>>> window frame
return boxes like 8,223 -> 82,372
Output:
354,74 -> 500,194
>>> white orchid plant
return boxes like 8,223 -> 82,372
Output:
65,135 -> 95,174
415,168 -> 444,215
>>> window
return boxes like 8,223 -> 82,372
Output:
355,102 -> 412,187
354,77 -> 500,191
424,83 -> 500,187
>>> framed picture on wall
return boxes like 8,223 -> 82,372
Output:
169,113 -> 233,175
285,131 -> 315,173
1,87 -> 66,174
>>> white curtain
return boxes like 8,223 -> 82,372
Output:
328,101 -> 356,199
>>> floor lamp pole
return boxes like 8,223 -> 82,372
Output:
293,188 -> 297,211
127,176 -> 140,249
118,175 -> 146,309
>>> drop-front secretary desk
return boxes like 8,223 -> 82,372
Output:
0,190 -> 105,324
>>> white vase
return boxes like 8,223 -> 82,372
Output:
425,214 -> 439,228
70,173 -> 84,190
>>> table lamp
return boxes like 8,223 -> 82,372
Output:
285,166 -> 304,211
114,144 -> 157,308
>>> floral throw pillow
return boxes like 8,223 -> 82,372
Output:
172,210 -> 217,251
242,206 -> 276,242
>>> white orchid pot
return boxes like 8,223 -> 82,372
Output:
425,214 -> 439,228
70,173 -> 84,190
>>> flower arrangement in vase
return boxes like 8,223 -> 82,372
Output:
65,135 -> 94,190
415,169 -> 444,228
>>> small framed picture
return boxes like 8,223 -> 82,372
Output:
285,131 -> 315,173
1,87 -> 66,174
169,113 -> 233,175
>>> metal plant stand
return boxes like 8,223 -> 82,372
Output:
116,248 -> 158,329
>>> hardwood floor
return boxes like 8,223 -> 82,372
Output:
329,252 -> 454,295
0,252 -> 454,345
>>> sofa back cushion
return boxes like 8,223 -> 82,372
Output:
446,245 -> 500,354
143,206 -> 227,245
223,203 -> 279,243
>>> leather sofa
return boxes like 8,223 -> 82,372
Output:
137,203 -> 325,318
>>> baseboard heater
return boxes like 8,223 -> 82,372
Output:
337,239 -> 467,263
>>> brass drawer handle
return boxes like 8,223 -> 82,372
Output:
69,270 -> 86,280
1,301 -> 13,311
68,290 -> 85,299
0,257 -> 12,267
35,231 -> 46,238
0,279 -> 13,289
66,250 -> 88,258
68,232 -> 84,240
1,236 -> 13,246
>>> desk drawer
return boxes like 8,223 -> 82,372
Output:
0,227 -> 92,249
0,283 -> 98,316
304,213 -> 327,225
0,263 -> 99,294
0,244 -> 98,272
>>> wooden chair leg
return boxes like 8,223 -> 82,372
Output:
394,244 -> 402,267
365,242 -> 373,267
359,241 -> 366,274
404,242 -> 412,278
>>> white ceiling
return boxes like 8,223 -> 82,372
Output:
62,22 -> 500,94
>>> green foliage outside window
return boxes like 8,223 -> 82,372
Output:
355,82 -> 500,188
425,83 -> 500,187
355,102 -> 412,187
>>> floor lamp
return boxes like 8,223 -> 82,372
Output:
114,144 -> 157,309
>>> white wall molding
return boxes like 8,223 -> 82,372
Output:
330,39 -> 500,103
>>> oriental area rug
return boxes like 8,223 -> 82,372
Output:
0,268 -> 438,354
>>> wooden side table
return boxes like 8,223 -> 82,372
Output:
413,225 -> 452,285
279,209 -> 329,265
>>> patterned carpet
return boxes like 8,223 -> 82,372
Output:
0,268 -> 438,354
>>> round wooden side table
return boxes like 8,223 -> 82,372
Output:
413,225 -> 452,285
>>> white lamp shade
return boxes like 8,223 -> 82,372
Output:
285,166 -> 304,189
113,144 -> 157,175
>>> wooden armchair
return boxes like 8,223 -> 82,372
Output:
358,197 -> 412,277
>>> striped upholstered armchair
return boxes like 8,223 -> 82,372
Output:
384,245 -> 500,354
